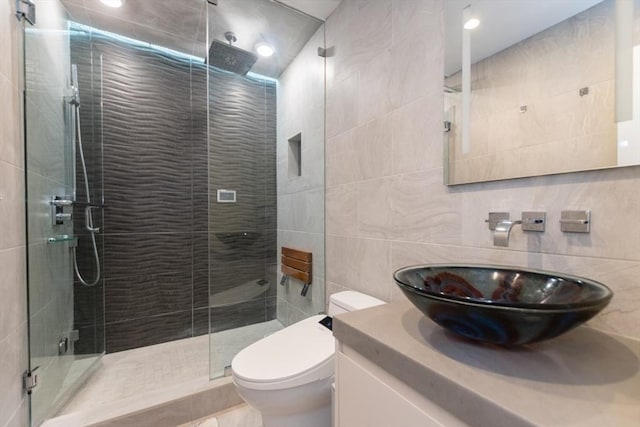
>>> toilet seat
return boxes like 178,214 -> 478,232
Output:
232,315 -> 335,391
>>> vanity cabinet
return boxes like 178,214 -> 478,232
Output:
334,343 -> 465,427
332,302 -> 640,427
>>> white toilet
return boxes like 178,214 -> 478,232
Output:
231,291 -> 385,427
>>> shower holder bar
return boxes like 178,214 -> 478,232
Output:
50,198 -> 73,207
73,201 -> 106,209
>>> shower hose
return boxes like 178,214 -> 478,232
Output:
73,102 -> 101,287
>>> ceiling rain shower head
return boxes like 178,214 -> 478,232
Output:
208,31 -> 258,76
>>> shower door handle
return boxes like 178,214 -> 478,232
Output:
85,206 -> 100,233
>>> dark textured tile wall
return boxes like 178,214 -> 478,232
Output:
207,66 -> 278,329
72,29 -> 105,356
71,28 -> 277,353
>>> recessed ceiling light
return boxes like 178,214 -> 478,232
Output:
101,0 -> 124,8
464,18 -> 480,30
256,43 -> 275,57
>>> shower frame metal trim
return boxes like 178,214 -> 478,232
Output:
15,0 -> 36,24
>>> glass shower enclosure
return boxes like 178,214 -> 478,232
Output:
23,3 -> 104,424
22,0 -> 325,424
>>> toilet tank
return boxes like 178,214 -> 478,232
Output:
328,291 -> 385,316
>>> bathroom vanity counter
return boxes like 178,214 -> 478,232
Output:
333,301 -> 640,427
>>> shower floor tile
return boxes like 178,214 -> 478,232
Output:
60,319 -> 283,416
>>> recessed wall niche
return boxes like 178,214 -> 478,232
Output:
288,133 -> 302,178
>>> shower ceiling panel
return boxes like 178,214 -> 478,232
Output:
60,0 -> 325,78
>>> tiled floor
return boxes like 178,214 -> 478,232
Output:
178,404 -> 263,427
60,320 -> 283,415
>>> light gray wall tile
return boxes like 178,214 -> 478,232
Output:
0,77 -> 23,168
0,161 -> 25,251
326,71 -> 358,138
326,184 -> 358,237
304,189 -> 324,234
4,398 -> 28,427
357,176 -> 394,239
0,323 -> 28,426
389,170 -> 462,245
277,26 -> 326,320
391,0 -> 441,44
0,0 -> 22,86
357,50 -> 392,125
0,247 -> 26,341
353,238 -> 392,302
392,96 -> 443,174
355,115 -> 394,180
389,10 -> 443,109
326,235 -> 358,288
326,130 -> 359,187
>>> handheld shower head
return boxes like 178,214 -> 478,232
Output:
68,64 -> 80,106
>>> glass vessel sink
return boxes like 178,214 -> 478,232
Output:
394,264 -> 613,346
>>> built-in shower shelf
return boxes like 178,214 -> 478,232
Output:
47,235 -> 78,244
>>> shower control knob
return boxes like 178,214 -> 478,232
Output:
55,212 -> 72,223
51,196 -> 74,225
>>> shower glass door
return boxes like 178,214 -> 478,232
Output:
206,0 -> 326,379
24,3 -> 105,425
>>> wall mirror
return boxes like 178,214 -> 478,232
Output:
444,0 -> 639,185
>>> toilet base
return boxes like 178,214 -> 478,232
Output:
262,404 -> 331,427
234,375 -> 333,427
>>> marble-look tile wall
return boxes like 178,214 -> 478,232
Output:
446,0 -> 617,184
325,0 -> 640,341
0,0 -> 28,426
276,26 -> 326,325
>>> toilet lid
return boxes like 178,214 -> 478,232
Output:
232,314 -> 334,388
